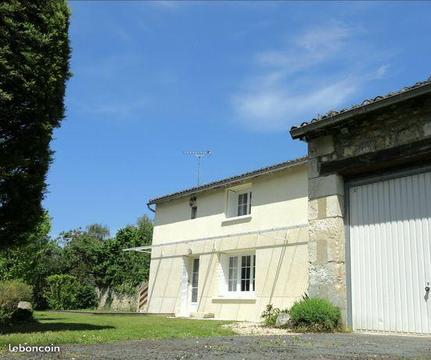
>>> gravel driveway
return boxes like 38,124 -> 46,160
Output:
3,333 -> 431,359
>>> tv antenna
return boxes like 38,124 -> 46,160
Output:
183,150 -> 212,185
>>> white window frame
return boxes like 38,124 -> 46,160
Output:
190,258 -> 199,305
225,184 -> 252,219
223,252 -> 256,298
237,192 -> 252,217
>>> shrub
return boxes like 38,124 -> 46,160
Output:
0,280 -> 33,325
12,308 -> 34,323
44,274 -> 97,310
76,283 -> 98,309
261,304 -> 282,326
288,297 -> 341,332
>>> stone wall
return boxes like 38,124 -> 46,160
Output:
96,288 -> 138,312
307,136 -> 347,316
322,96 -> 431,163
305,94 -> 431,323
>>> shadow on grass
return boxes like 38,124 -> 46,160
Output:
1,321 -> 114,335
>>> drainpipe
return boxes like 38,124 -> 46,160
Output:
147,203 -> 156,213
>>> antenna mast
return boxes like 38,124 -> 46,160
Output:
183,150 -> 212,185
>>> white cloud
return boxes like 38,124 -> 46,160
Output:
295,23 -> 352,51
232,22 -> 390,132
232,78 -> 358,132
374,64 -> 389,79
256,23 -> 352,72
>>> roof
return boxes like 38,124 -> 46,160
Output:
148,156 -> 307,205
290,76 -> 431,139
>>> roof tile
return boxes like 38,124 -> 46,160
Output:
291,76 -> 431,131
148,156 -> 307,205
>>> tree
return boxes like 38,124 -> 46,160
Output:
1,215 -> 153,309
59,227 -> 105,287
59,217 -> 153,296
0,213 -> 63,308
86,224 -> 110,241
103,220 -> 152,294
0,0 -> 71,248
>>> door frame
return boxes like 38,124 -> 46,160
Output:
344,163 -> 431,329
189,257 -> 200,314
179,257 -> 190,317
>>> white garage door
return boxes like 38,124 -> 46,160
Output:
349,170 -> 431,334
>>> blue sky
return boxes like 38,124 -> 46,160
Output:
45,1 -> 431,236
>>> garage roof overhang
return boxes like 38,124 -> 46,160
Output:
320,138 -> 431,178
290,78 -> 431,141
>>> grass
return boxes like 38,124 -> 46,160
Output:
0,311 -> 234,349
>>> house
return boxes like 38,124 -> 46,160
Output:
144,158 -> 309,322
137,77 -> 431,334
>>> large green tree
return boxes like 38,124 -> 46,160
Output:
0,0 -> 71,248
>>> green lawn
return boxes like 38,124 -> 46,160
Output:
0,311 -> 234,348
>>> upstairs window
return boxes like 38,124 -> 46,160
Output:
226,184 -> 252,218
237,192 -> 252,216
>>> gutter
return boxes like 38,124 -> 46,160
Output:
147,157 -> 308,205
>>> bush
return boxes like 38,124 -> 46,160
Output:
0,280 -> 33,325
261,304 -> 282,326
44,274 -> 97,310
288,297 -> 341,332
12,308 -> 34,323
76,283 -> 98,309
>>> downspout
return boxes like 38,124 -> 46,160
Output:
147,203 -> 156,213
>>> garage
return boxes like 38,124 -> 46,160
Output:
348,169 -> 431,334
290,78 -> 431,334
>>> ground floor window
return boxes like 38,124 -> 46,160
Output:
191,258 -> 199,303
226,253 -> 255,294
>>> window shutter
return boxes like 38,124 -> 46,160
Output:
227,190 -> 236,217
218,254 -> 228,296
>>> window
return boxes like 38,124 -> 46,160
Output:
191,258 -> 199,303
226,187 -> 252,218
225,254 -> 255,294
237,193 -> 251,216
228,256 -> 238,291
191,206 -> 197,219
252,254 -> 256,291
240,255 -> 251,291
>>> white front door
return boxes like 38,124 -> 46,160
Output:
349,170 -> 431,334
178,257 -> 189,317
189,257 -> 200,313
